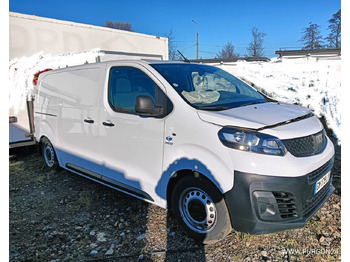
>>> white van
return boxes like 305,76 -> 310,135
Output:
34,60 -> 335,244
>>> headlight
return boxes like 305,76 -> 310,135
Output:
218,127 -> 286,156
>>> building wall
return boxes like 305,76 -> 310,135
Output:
275,49 -> 341,62
279,55 -> 341,62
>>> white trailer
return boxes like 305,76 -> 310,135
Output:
9,12 -> 169,148
9,12 -> 168,61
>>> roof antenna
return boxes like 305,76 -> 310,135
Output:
177,50 -> 190,63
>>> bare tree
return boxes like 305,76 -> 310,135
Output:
247,27 -> 266,57
165,29 -> 180,61
300,22 -> 323,50
325,9 -> 341,48
104,21 -> 133,31
216,41 -> 239,59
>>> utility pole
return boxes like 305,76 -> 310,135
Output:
192,20 -> 198,60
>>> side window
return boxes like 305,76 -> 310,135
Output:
108,67 -> 172,116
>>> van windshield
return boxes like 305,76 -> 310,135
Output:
151,63 -> 266,110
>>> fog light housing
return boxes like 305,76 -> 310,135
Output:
253,191 -> 280,221
260,203 -> 276,216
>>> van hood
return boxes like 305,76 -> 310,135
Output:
197,102 -> 313,130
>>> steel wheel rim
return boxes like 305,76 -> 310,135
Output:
44,142 -> 55,167
179,187 -> 217,233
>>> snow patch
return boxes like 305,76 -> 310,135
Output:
220,59 -> 341,143
9,49 -> 104,115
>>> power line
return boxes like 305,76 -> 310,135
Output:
173,40 -> 196,43
199,44 -> 223,48
179,44 -> 197,51
198,50 -> 217,54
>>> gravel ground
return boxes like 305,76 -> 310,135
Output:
9,143 -> 341,262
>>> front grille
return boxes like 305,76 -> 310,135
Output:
272,192 -> 297,219
307,158 -> 334,184
302,182 -> 331,216
282,130 -> 327,157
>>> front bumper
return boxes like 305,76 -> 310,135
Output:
224,157 -> 334,234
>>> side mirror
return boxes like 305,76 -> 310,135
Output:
135,95 -> 164,116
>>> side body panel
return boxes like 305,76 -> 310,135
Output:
35,65 -> 105,176
55,66 -> 104,174
34,76 -> 59,148
99,62 -> 167,204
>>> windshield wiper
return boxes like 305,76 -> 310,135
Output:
197,106 -> 231,111
238,101 -> 266,107
256,112 -> 314,131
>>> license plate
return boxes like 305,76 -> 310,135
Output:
314,171 -> 331,194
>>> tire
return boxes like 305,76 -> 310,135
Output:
171,176 -> 232,244
41,137 -> 59,170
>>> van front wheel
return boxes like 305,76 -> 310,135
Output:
41,137 -> 59,170
171,176 -> 232,244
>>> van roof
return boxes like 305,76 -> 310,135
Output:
104,59 -> 189,65
37,59 -> 194,79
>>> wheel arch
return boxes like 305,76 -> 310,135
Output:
38,135 -> 52,156
39,135 -> 60,169
159,147 -> 234,208
166,169 -> 222,210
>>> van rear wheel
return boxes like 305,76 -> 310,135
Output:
171,176 -> 232,244
41,137 -> 59,169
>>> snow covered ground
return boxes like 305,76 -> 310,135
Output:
9,51 -> 341,143
219,59 -> 341,143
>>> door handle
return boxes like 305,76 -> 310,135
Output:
84,118 -> 94,124
102,121 -> 115,127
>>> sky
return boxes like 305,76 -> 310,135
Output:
9,0 -> 341,59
